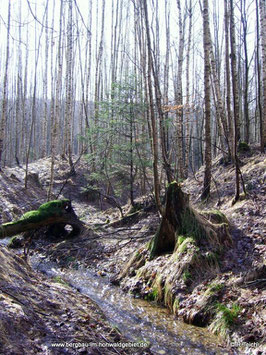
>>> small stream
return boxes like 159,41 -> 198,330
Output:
30,255 -> 230,355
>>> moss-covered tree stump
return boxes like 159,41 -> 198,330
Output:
149,182 -> 231,259
0,200 -> 84,239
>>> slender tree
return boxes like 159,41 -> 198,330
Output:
259,0 -> 266,151
64,0 -> 75,174
184,0 -> 193,178
175,0 -> 185,179
224,0 -> 234,157
0,1 -> 11,171
229,0 -> 241,203
142,0 -> 163,214
201,0 -> 212,201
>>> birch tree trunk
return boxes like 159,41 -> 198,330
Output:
229,0 -> 241,144
48,0 -> 63,200
224,0 -> 234,158
201,0 -> 212,201
65,0 -> 75,174
229,0 -> 241,203
184,0 -> 192,178
25,9 -> 44,188
42,0 -> 49,158
175,0 -> 185,180
241,0 -> 250,144
93,0 -> 105,171
15,0 -> 22,166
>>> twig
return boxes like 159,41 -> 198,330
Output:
101,227 -> 142,235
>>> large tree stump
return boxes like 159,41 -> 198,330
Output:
0,200 -> 84,239
149,182 -> 231,259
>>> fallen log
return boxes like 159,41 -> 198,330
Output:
0,199 -> 84,239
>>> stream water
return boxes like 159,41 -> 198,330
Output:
30,255 -> 230,355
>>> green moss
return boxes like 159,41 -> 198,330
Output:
173,297 -> 179,311
134,251 -> 141,259
7,235 -> 23,249
52,275 -> 69,286
180,209 -> 206,241
210,303 -> 241,338
217,303 -> 241,325
145,287 -> 159,301
201,210 -> 228,224
3,199 -> 70,227
205,283 -> 224,295
176,237 -> 195,254
148,225 -> 160,254
182,270 -> 192,283
177,235 -> 187,246
164,281 -> 174,308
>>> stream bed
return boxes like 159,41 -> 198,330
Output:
30,255 -> 231,355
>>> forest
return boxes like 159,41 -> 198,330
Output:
0,0 -> 265,354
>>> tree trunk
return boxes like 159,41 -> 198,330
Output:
0,200 -> 84,239
224,0 -> 234,158
175,0 -> 185,180
201,0 -> 212,201
0,1 -> 11,170
142,0 -> 163,214
184,0 -> 193,178
149,182 -> 231,259
259,0 -> 266,151
241,0 -> 250,144
230,0 -> 241,203
65,0 -> 75,174
149,182 -> 189,258
48,0 -> 63,201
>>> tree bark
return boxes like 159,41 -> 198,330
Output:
201,0 -> 212,201
259,0 -> 266,151
142,0 -> 163,214
149,182 -> 231,259
230,0 -> 241,203
175,0 -> 185,180
0,1 -> 11,170
0,200 -> 84,239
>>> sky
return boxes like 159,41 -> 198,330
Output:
0,0 -> 258,102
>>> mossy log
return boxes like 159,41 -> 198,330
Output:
0,200 -> 84,239
149,182 -> 231,259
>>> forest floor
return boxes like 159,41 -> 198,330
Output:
0,147 -> 265,354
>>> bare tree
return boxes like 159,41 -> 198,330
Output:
142,0 -> 163,213
184,0 -> 193,178
240,0 -> 250,144
201,0 -> 212,201
224,0 -> 234,157
64,0 -> 75,174
48,0 -> 64,200
230,0 -> 241,203
175,0 -> 185,179
259,0 -> 266,151
0,1 -> 11,170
